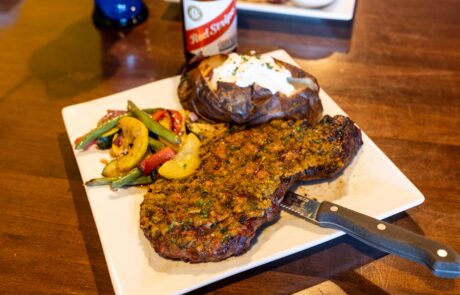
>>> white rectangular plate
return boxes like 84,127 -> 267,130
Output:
164,0 -> 356,20
62,50 -> 424,295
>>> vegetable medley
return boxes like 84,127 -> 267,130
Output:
74,100 -> 201,190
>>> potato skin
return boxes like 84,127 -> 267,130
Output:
178,54 -> 323,125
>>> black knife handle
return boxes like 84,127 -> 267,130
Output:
316,201 -> 460,278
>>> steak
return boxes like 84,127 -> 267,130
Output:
140,115 -> 363,262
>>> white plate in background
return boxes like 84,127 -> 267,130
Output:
164,0 -> 356,20
62,50 -> 424,295
290,0 -> 336,9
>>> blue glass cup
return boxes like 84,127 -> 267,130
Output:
93,0 -> 148,29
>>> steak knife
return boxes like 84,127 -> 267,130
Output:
281,191 -> 460,278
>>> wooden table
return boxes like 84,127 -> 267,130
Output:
1,0 -> 459,294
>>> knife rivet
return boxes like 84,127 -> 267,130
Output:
330,206 -> 338,212
377,223 -> 386,230
437,249 -> 448,257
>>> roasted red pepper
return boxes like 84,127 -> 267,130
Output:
169,110 -> 183,134
138,147 -> 176,175
152,109 -> 173,131
151,109 -> 165,121
160,111 -> 173,130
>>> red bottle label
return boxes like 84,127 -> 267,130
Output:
183,0 -> 237,56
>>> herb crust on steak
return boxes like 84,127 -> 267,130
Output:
140,115 -> 363,262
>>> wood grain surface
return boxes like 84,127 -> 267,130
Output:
0,0 -> 459,294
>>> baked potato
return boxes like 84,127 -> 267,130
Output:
178,53 -> 323,125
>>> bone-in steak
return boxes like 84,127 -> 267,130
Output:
140,115 -> 363,262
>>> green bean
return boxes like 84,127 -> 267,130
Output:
110,168 -> 143,190
128,175 -> 154,185
142,108 -> 158,114
75,115 -> 125,150
127,100 -> 181,145
85,177 -> 118,186
148,137 -> 166,151
85,173 -> 154,187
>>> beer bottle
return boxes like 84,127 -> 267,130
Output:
180,0 -> 238,61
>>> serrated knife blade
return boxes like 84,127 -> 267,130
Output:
281,191 -> 321,221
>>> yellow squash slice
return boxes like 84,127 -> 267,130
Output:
102,116 -> 148,176
158,133 -> 201,179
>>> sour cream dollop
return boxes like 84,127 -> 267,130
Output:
211,53 -> 295,95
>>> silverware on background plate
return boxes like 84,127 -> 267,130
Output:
281,191 -> 460,278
